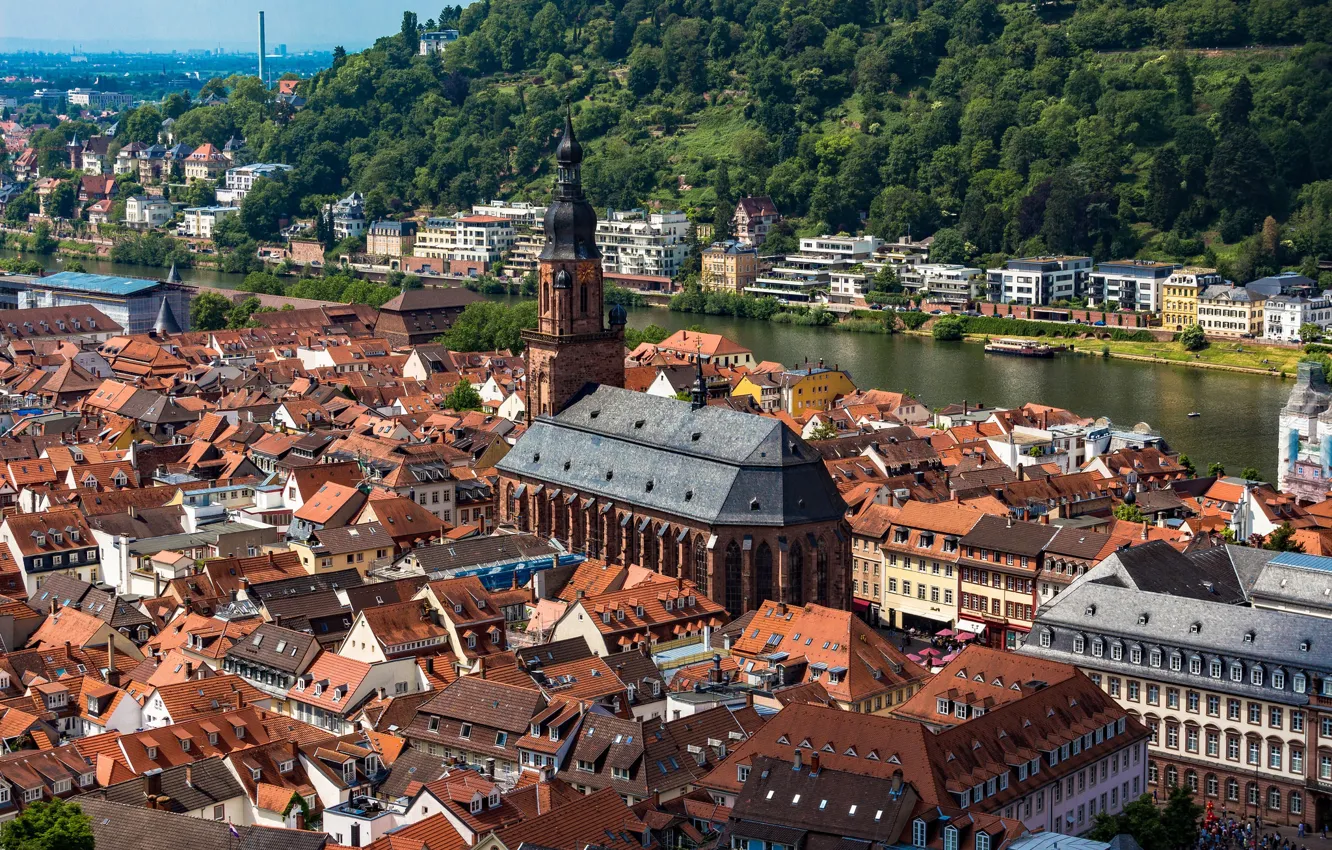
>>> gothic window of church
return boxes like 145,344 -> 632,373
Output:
580,284 -> 588,315
554,501 -> 566,544
608,517 -> 621,562
662,529 -> 677,576
588,513 -> 603,559
724,541 -> 743,616
787,543 -> 804,603
693,535 -> 709,594
816,539 -> 830,605
541,281 -> 548,316
755,542 -> 773,606
641,529 -> 657,572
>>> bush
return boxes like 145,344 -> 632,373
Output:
1180,323 -> 1207,351
897,311 -> 931,331
932,315 -> 967,341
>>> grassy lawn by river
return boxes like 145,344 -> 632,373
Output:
949,332 -> 1306,376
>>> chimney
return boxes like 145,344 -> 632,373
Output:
891,769 -> 903,794
144,768 -> 163,800
378,686 -> 387,700
1041,514 -> 1049,525
1141,521 -> 1149,540
184,662 -> 192,679
792,749 -> 803,771
809,752 -> 820,775
427,656 -> 436,675
1006,515 -> 1013,528
106,641 -> 118,687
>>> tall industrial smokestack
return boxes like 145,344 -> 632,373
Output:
258,11 -> 267,85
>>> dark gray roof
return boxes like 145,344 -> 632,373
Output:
1026,562 -> 1332,675
313,522 -> 393,555
82,757 -> 243,813
411,533 -> 562,576
375,747 -> 452,798
497,386 -> 847,527
249,568 -> 363,601
515,636 -> 594,670
960,514 -> 1056,556
1096,542 -> 1248,603
79,798 -> 328,850
223,622 -> 318,674
1045,526 -> 1113,560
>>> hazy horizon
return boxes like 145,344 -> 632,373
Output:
0,1 -> 453,53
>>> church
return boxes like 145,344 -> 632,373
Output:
496,112 -> 851,617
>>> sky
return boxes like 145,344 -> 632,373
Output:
0,1 -> 430,52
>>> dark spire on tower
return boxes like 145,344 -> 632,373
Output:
691,353 -> 708,411
540,103 -> 599,263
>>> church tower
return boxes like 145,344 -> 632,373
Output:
523,109 -> 626,420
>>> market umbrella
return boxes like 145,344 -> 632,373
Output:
956,632 -> 976,641
907,654 -> 924,663
941,652 -> 960,663
917,647 -> 941,657
936,628 -> 956,637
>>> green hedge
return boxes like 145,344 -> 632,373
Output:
954,315 -> 1154,342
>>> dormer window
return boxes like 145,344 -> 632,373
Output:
470,796 -> 483,814
146,747 -> 157,759
977,834 -> 991,850
251,767 -> 262,781
279,759 -> 293,773
913,819 -> 927,848
488,790 -> 500,808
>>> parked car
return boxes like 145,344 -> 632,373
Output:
1093,320 -> 1106,326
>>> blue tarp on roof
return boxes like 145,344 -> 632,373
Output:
1268,552 -> 1332,572
35,271 -> 163,295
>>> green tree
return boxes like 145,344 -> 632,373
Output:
1114,502 -> 1148,523
439,300 -> 538,353
928,229 -> 968,265
1265,522 -> 1306,552
444,380 -> 484,411
932,315 -> 966,340
46,180 -> 77,219
1178,454 -> 1197,476
31,221 -> 57,254
401,11 -> 421,52
807,420 -> 839,440
1088,793 -> 1168,850
190,291 -> 232,331
1300,323 -> 1323,343
1160,785 -> 1204,850
1208,461 -> 1226,477
0,799 -> 94,850
227,296 -> 263,329
1179,324 -> 1207,351
1240,466 -> 1261,481
1145,147 -> 1185,231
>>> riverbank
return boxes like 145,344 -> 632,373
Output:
909,330 -> 1305,378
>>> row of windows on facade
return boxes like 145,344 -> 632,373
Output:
28,548 -> 95,569
1094,674 -> 1323,736
1148,763 -> 1303,814
1042,629 -> 1325,695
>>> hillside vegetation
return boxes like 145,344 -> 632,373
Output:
102,0 -> 1332,280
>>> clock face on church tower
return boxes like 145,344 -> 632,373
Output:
576,264 -> 599,286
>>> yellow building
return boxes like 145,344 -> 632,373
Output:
1197,284 -> 1264,337
701,241 -> 758,293
777,365 -> 857,417
1163,267 -> 1223,331
290,522 -> 394,576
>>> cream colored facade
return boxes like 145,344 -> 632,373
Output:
1163,268 -> 1224,332
1198,286 -> 1264,337
701,243 -> 759,293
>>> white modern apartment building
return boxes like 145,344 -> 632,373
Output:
471,200 -> 547,228
595,209 -> 690,279
986,256 -> 1093,305
414,215 -> 516,266
215,163 -> 294,205
750,234 -> 881,304
181,205 -> 241,239
901,264 -> 985,304
66,89 -> 132,110
124,196 -> 174,229
1090,260 -> 1179,313
1263,293 -> 1332,343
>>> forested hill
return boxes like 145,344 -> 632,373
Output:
152,0 -> 1332,279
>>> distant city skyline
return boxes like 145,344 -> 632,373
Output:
0,1 -> 456,53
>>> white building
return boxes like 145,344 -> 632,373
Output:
181,205 -> 241,239
471,200 -> 547,227
986,256 -> 1093,305
331,191 -> 366,240
1089,260 -> 1178,312
419,30 -> 459,56
749,234 -> 880,304
1263,293 -> 1332,343
413,215 -> 515,269
215,163 -> 293,205
66,89 -> 132,110
595,209 -> 690,279
124,195 -> 174,229
901,264 -> 984,304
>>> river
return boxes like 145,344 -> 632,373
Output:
2,250 -> 1285,478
